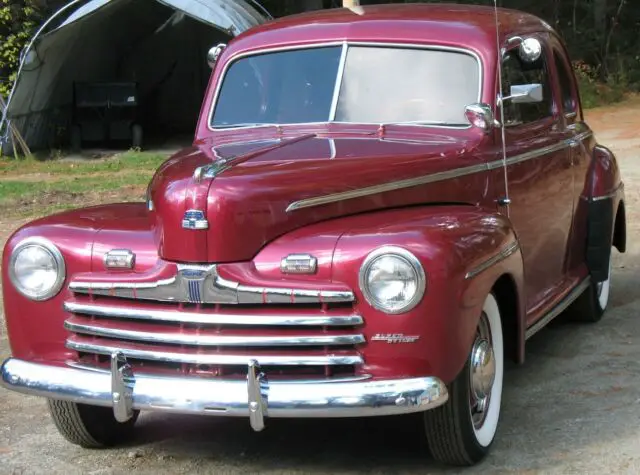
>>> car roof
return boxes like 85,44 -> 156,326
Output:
229,3 -> 554,56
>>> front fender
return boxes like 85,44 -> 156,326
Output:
331,205 -> 525,384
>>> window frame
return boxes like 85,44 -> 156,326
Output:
549,39 -> 582,123
498,38 -> 558,130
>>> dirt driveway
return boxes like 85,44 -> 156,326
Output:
1,99 -> 640,474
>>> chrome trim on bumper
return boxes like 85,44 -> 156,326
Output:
68,264 -> 355,305
63,302 -> 363,327
64,319 -> 366,347
66,338 -> 364,366
1,357 -> 449,430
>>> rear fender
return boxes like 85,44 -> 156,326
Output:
585,144 -> 626,281
331,205 -> 525,384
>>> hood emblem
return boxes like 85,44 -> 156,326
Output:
182,209 -> 209,230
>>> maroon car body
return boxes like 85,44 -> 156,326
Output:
1,4 -> 626,467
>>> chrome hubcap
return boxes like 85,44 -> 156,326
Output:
469,313 -> 495,430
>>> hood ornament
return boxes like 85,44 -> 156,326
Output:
182,209 -> 209,230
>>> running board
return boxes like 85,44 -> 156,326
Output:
525,277 -> 591,340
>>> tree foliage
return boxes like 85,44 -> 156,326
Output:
1,0 -> 638,105
0,0 -> 46,97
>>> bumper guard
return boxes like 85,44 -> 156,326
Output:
1,354 -> 448,431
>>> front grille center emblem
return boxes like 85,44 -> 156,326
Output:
179,268 -> 208,303
182,209 -> 209,230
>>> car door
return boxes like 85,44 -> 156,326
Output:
498,36 -> 575,318
548,37 -> 594,274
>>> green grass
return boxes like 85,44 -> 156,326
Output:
0,150 -> 171,218
0,150 -> 169,176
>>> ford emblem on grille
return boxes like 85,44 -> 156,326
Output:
178,267 -> 209,303
182,209 -> 209,230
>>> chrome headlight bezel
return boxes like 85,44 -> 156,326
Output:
358,246 -> 427,315
8,237 -> 66,301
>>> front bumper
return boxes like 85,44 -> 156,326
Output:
1,355 -> 448,431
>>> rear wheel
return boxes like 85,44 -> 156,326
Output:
424,293 -> 504,466
565,246 -> 613,323
47,399 -> 139,448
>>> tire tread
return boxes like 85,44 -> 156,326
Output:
47,399 -> 102,448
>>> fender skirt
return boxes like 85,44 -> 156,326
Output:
586,197 -> 614,283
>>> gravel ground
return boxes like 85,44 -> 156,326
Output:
1,100 -> 640,474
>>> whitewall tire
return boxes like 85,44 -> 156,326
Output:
424,293 -> 504,466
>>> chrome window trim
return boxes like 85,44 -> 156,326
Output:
64,302 -> 363,327
64,319 -> 366,347
464,241 -> 520,280
65,339 -> 364,366
206,41 -> 483,132
358,246 -> 427,315
8,236 -> 66,301
286,130 -> 593,212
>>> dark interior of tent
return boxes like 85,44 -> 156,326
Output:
6,0 -> 232,152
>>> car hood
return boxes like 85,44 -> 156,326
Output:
149,131 -> 489,263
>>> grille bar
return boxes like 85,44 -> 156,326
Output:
64,319 -> 366,347
66,338 -> 364,366
68,264 -> 355,305
63,302 -> 363,327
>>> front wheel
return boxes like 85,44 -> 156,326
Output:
424,293 -> 504,466
48,399 -> 139,448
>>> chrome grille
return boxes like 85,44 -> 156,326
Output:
64,292 -> 365,380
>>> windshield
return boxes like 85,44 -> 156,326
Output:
210,44 -> 480,129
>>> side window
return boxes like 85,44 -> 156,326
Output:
501,48 -> 554,127
553,50 -> 577,116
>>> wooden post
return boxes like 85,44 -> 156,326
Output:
343,0 -> 360,7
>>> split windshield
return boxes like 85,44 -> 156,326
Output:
210,44 -> 480,129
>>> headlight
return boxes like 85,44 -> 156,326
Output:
9,237 -> 66,301
359,246 -> 426,314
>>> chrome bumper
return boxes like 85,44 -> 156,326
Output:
1,355 -> 448,431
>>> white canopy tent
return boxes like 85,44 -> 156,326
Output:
1,0 -> 268,153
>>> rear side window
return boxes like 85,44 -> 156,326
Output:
501,48 -> 554,126
553,50 -> 577,116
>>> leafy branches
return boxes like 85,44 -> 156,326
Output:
0,0 -> 43,97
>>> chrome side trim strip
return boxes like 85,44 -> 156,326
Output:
591,182 -> 624,202
1,358 -> 448,420
464,241 -> 520,280
525,277 -> 591,340
64,320 -> 366,347
63,302 -> 363,327
68,264 -> 355,305
286,161 -> 490,212
286,132 -> 594,212
66,339 -> 364,366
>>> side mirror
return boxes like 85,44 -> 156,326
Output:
503,84 -> 544,104
464,103 -> 500,132
207,43 -> 226,69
